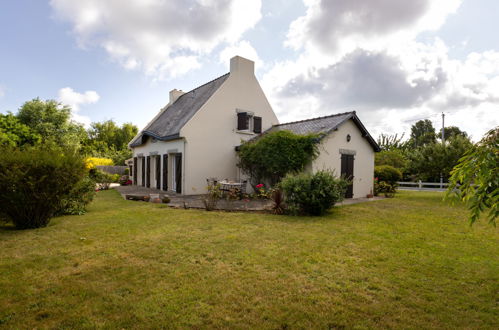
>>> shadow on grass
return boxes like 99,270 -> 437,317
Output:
0,223 -> 17,231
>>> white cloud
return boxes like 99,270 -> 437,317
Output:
262,0 -> 499,140
219,40 -> 261,70
286,0 -> 461,58
57,87 -> 100,126
50,0 -> 262,80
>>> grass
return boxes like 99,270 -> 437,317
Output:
0,190 -> 497,329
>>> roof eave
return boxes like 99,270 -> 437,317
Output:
129,132 -> 181,148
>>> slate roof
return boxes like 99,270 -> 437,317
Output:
130,73 -> 230,147
262,111 -> 380,151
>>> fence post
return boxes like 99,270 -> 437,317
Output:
440,175 -> 443,189
418,180 -> 422,190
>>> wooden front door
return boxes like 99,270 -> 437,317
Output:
341,154 -> 354,198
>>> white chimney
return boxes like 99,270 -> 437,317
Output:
169,89 -> 185,105
230,56 -> 255,77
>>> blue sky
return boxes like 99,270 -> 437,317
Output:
1,0 -> 498,140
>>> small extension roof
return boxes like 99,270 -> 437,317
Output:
130,73 -> 230,147
262,111 -> 380,151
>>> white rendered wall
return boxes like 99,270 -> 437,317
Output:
132,138 -> 185,192
311,119 -> 375,198
180,57 -> 279,194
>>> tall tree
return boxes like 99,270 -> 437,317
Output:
406,135 -> 472,182
377,133 -> 406,151
409,119 -> 436,147
17,98 -> 86,149
0,113 -> 41,147
87,120 -> 138,151
438,126 -> 468,140
84,120 -> 138,164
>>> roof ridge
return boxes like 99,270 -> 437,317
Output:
180,72 -> 230,98
273,111 -> 355,127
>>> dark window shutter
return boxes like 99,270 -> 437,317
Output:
141,157 -> 145,187
146,156 -> 151,188
133,157 -> 138,185
156,156 -> 161,189
237,112 -> 248,130
253,116 -> 262,133
162,154 -> 168,191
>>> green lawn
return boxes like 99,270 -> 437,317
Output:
0,191 -> 497,329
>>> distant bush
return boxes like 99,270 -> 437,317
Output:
374,165 -> 402,197
0,146 -> 86,229
58,176 -> 96,215
280,170 -> 348,216
377,181 -> 397,198
375,149 -> 408,169
374,165 -> 402,184
89,169 -> 115,190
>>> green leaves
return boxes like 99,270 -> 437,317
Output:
238,130 -> 321,186
0,113 -> 41,147
446,127 -> 498,225
0,145 -> 87,229
406,135 -> 473,182
280,170 -> 348,216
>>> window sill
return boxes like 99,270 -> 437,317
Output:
236,130 -> 256,135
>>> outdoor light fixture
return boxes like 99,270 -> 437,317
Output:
346,134 -> 351,142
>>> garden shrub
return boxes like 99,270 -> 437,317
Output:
374,165 -> 402,184
203,183 -> 222,211
280,170 -> 348,216
57,176 -> 96,215
374,165 -> 402,197
0,146 -> 86,229
377,181 -> 397,198
89,168 -> 114,189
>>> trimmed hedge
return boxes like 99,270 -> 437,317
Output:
374,165 -> 402,184
280,170 -> 348,216
0,146 -> 86,229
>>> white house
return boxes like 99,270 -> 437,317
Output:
129,55 -> 380,198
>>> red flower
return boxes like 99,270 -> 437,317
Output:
256,184 -> 264,188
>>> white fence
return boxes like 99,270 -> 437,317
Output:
397,181 -> 449,191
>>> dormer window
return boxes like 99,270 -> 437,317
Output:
237,111 -> 262,133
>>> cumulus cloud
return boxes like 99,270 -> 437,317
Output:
57,87 -> 100,126
219,40 -> 261,69
262,0 -> 499,140
280,49 -> 447,110
286,0 -> 461,56
50,0 -> 262,79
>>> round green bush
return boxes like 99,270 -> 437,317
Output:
57,176 -> 96,215
280,170 -> 348,216
374,165 -> 402,184
0,146 -> 86,229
